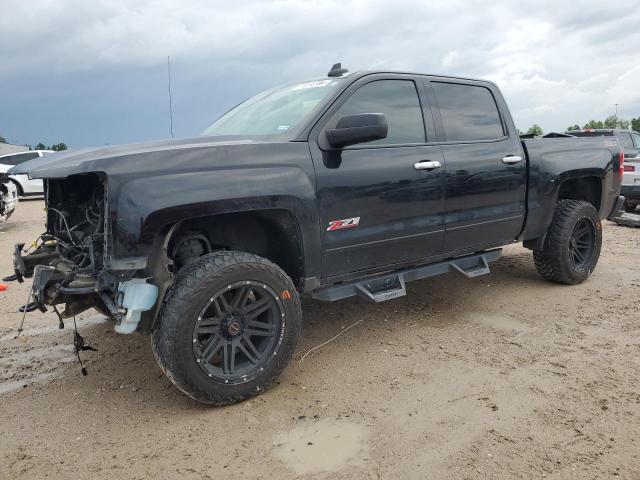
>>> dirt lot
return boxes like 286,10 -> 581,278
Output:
0,199 -> 639,479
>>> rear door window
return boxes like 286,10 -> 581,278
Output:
432,82 -> 505,142
331,80 -> 426,145
632,133 -> 640,150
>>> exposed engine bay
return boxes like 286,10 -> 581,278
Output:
44,174 -> 107,273
10,174 -> 158,334
13,174 -> 109,311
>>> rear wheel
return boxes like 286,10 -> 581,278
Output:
151,251 -> 301,405
533,200 -> 602,285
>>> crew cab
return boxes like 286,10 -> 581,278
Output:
6,65 -> 624,405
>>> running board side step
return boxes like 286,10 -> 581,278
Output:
312,249 -> 502,303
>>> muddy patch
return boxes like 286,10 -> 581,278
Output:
0,343 -> 78,395
273,420 -> 368,475
0,315 -> 108,342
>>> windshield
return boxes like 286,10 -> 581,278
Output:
202,79 -> 342,137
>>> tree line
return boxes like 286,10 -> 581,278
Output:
0,135 -> 67,151
34,142 -> 68,151
526,116 -> 640,136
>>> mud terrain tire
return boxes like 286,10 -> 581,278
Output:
152,251 -> 302,405
533,200 -> 602,285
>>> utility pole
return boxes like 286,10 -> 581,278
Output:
167,56 -> 174,139
615,103 -> 619,117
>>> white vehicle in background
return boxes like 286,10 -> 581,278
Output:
622,153 -> 640,212
0,173 -> 19,220
0,150 -> 53,196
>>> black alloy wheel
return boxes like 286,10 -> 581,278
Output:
533,200 -> 602,285
151,251 -> 302,405
192,281 -> 283,384
568,217 -> 596,270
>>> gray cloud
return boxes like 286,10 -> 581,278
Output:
1,0 -> 639,146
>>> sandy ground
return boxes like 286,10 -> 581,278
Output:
0,199 -> 639,480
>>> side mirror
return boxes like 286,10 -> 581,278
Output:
326,113 -> 388,148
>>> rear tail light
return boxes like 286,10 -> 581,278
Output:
618,150 -> 624,179
624,164 -> 635,172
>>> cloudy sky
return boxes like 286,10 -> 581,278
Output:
1,0 -> 639,147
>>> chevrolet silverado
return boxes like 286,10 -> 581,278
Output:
6,65 -> 625,405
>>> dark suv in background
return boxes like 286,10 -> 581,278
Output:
566,129 -> 640,211
566,128 -> 640,158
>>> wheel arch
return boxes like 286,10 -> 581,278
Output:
555,175 -> 603,213
524,173 -> 604,250
162,208 -> 307,285
8,177 -> 24,196
139,208 -> 308,333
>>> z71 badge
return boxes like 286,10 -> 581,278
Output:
327,217 -> 360,231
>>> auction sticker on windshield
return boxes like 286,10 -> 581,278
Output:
293,80 -> 333,90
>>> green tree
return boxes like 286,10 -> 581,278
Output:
527,124 -> 543,136
566,124 -> 580,131
0,135 -> 6,144
35,142 -> 47,150
603,115 -> 630,129
583,120 -> 604,129
631,117 -> 640,132
51,143 -> 67,151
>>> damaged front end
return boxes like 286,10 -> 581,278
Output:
9,173 -> 157,334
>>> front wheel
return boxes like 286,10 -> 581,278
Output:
152,251 -> 302,405
533,200 -> 602,285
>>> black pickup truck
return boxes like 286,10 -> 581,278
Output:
7,65 -> 624,405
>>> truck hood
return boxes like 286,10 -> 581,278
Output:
8,136 -> 259,179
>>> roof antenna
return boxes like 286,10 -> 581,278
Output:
167,56 -> 174,139
328,62 -> 348,77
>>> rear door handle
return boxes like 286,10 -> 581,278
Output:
502,155 -> 523,164
414,160 -> 442,171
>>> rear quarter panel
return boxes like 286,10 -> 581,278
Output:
521,137 -> 621,240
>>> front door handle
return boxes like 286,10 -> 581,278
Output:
414,160 -> 442,171
502,155 -> 523,164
